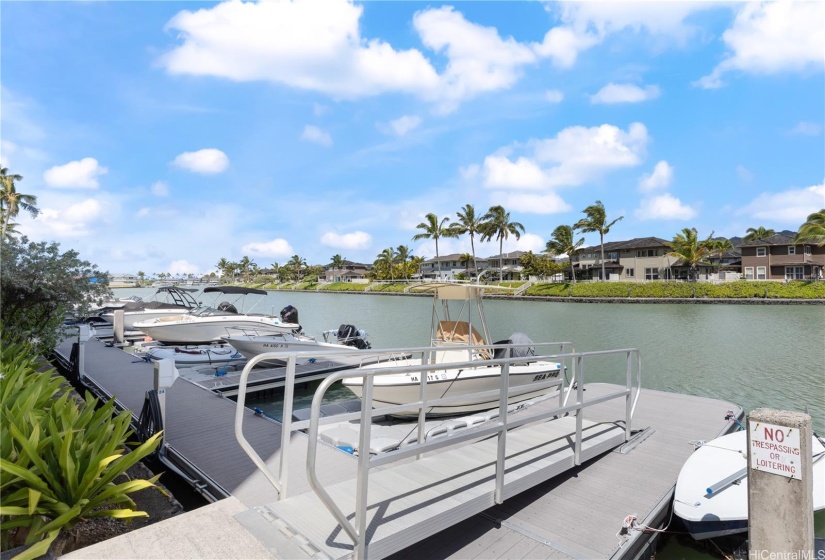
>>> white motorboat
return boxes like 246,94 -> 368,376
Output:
133,286 -> 298,344
673,429 -> 825,540
100,287 -> 200,329
139,343 -> 244,368
223,306 -> 371,366
342,283 -> 563,417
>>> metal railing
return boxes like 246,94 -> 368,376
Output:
233,342 -> 641,558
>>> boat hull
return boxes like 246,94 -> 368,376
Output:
143,345 -> 244,367
343,359 -> 562,417
102,309 -> 190,330
224,334 -> 363,366
673,430 -> 825,540
133,315 -> 295,344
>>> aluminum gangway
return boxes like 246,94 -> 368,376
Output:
232,342 -> 641,560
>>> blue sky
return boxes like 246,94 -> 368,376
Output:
2,0 -> 823,276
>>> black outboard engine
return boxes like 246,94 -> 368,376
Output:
492,332 -> 535,360
337,324 -> 370,350
217,301 -> 238,313
280,305 -> 299,325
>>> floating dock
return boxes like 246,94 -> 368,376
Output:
55,332 -> 742,559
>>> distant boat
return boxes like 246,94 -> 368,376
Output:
673,429 -> 825,540
342,283 -> 563,417
140,343 -> 244,368
100,287 -> 200,330
133,286 -> 298,344
223,306 -> 371,366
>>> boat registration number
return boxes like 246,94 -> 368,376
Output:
262,343 -> 288,348
409,374 -> 448,382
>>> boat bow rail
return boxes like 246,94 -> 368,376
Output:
233,342 -> 642,559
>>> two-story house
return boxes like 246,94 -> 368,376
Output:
738,234 -> 825,281
572,237 -> 678,282
324,260 -> 372,283
418,254 -> 489,280
485,251 -> 526,281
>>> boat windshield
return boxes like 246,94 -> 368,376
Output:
189,306 -> 238,317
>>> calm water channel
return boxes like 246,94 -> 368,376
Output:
114,288 -> 825,554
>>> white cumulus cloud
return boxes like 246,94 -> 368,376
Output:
741,182 -> 825,223
495,192 -> 571,214
590,83 -> 660,104
638,161 -> 673,192
169,260 -> 200,275
483,156 -> 551,190
635,194 -> 697,221
790,121 -> 822,136
241,238 -> 294,257
43,158 -> 108,189
696,2 -> 825,89
37,198 -> 106,236
172,149 -> 229,174
301,125 -> 332,147
320,231 -> 372,250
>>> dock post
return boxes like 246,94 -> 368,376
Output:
747,408 -> 814,557
113,309 -> 125,344
77,323 -> 90,382
153,359 -> 179,429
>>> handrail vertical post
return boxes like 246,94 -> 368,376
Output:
574,356 -> 584,465
279,354 -> 297,498
354,374 -> 373,559
417,370 -> 427,459
563,349 -> 576,407
495,359 -> 510,504
625,351 -> 632,440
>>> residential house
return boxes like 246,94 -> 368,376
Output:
572,237 -> 678,282
738,234 -> 825,281
485,251 -> 526,281
418,254 -> 488,280
324,260 -> 372,283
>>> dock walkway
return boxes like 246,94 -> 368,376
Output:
56,335 -> 741,559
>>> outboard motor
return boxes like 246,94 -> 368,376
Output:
280,305 -> 299,325
492,332 -> 535,360
337,324 -> 370,350
217,301 -> 238,313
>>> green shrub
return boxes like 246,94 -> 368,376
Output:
317,283 -> 369,292
0,344 -> 163,559
524,281 -> 825,299
369,283 -> 407,293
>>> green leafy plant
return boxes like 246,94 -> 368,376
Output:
0,344 -> 163,559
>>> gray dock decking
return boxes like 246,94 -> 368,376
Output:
56,335 -> 741,559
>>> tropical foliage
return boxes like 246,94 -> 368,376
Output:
526,280 -> 825,299
795,209 -> 825,247
544,225 -> 584,285
0,168 -> 38,240
1,235 -> 110,354
666,228 -> 712,282
412,213 -> 456,279
450,204 -> 482,275
0,343 -> 163,559
479,205 -> 524,282
573,200 -> 623,281
744,226 -> 775,242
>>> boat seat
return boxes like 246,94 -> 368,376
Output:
436,321 -> 491,360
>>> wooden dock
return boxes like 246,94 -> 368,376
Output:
55,334 -> 742,559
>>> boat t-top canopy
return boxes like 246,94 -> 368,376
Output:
203,286 -> 267,296
156,286 -> 199,293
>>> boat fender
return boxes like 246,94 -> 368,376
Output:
337,446 -> 355,454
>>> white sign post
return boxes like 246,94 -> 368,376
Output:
749,421 -> 802,480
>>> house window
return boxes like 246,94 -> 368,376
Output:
756,247 -> 767,257
626,268 -> 635,278
785,266 -> 804,280
637,249 -> 656,257
757,266 -> 767,280
788,246 -> 796,255
745,267 -> 754,280
645,267 -> 659,280
805,245 -> 812,254
607,252 -> 617,260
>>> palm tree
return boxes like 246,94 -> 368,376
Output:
544,225 -> 584,285
395,245 -> 412,280
744,226 -> 775,242
376,247 -> 396,281
287,255 -> 306,282
238,256 -> 253,283
412,213 -> 457,280
215,258 -> 230,280
330,254 -> 346,271
666,228 -> 710,282
479,205 -> 525,282
0,167 -> 38,239
704,238 -> 734,272
459,253 -> 473,277
137,271 -> 145,286
573,200 -> 623,281
450,204 -> 483,275
795,209 -> 825,247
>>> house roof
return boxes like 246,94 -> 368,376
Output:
737,234 -> 796,247
487,251 -> 527,259
580,237 -> 672,252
